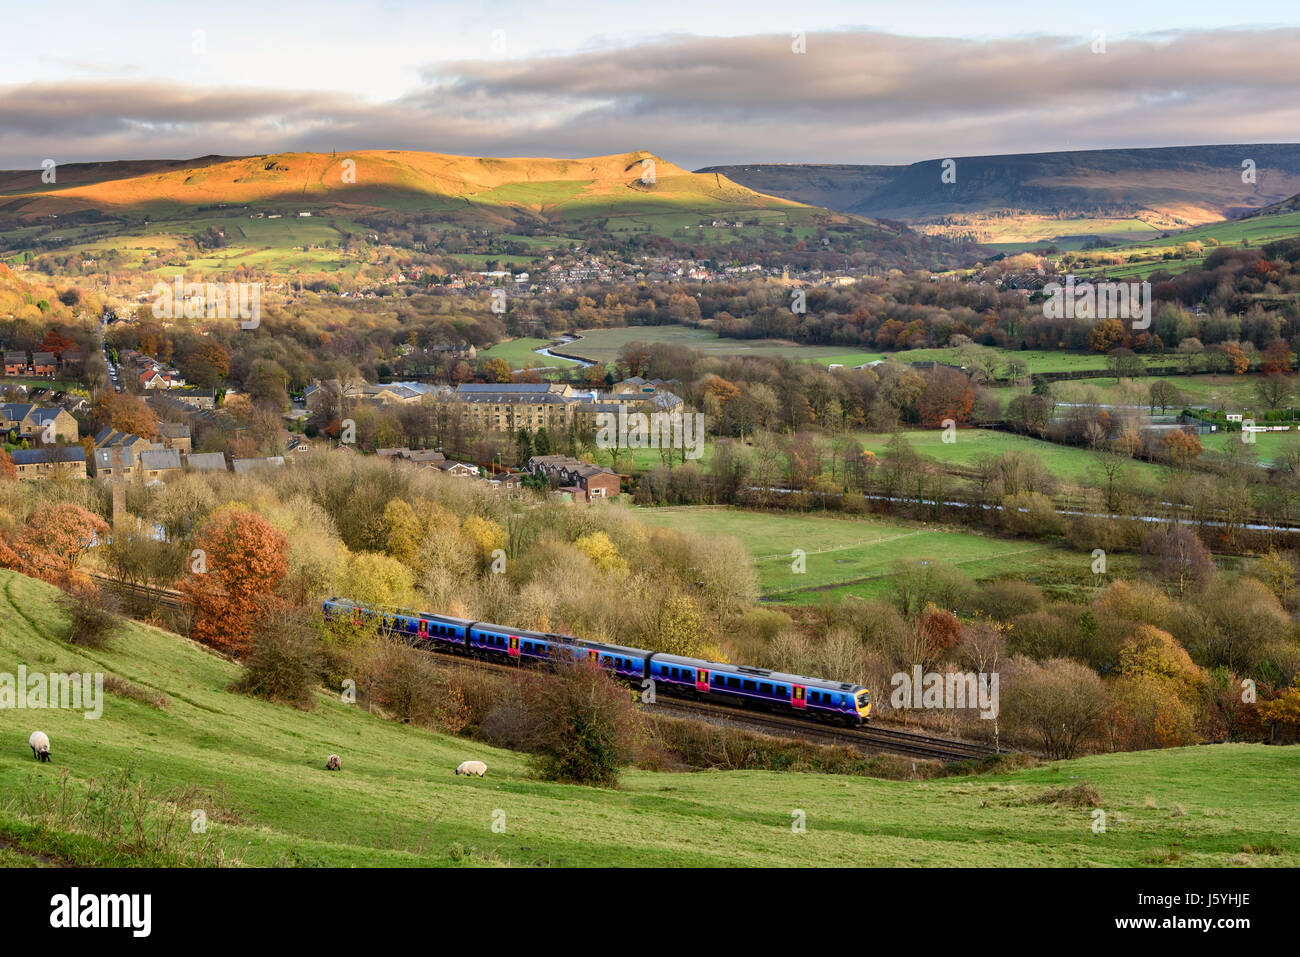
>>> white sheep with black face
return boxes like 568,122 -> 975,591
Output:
29,731 -> 50,762
455,760 -> 487,777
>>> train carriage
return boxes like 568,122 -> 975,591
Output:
324,597 -> 870,726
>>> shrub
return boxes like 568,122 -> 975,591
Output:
231,602 -> 322,709
60,587 -> 124,648
1028,782 -> 1102,807
367,640 -> 443,726
102,675 -> 168,710
521,656 -> 641,787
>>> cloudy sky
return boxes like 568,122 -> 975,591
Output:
3,0 -> 1300,170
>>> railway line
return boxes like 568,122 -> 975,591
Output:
88,573 -> 1003,763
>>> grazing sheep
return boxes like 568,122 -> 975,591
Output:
29,731 -> 50,763
455,760 -> 487,777
325,754 -> 341,771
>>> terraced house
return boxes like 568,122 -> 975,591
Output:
10,447 -> 87,480
453,379 -> 684,435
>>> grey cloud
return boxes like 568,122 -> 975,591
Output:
2,29 -> 1299,170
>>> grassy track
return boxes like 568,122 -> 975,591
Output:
0,570 -> 1295,867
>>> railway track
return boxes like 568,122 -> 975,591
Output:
89,574 -> 1002,762
91,574 -> 187,611
644,694 -> 997,761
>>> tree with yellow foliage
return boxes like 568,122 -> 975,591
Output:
383,499 -> 424,567
574,531 -> 627,575
461,514 -> 506,567
1258,684 -> 1300,742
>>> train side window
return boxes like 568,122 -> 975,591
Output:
727,677 -> 740,689
742,680 -> 757,692
712,675 -> 724,686
760,683 -> 772,695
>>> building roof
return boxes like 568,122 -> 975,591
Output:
94,428 -> 152,449
93,446 -> 136,468
156,422 -> 191,438
460,391 -> 570,404
232,456 -> 286,474
185,452 -> 227,471
11,447 -> 85,465
456,383 -> 558,394
403,449 -> 445,463
139,448 -> 182,471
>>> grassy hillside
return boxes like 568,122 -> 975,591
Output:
0,150 -> 828,233
0,569 -> 1296,866
708,145 -> 1300,247
1073,210 -> 1300,278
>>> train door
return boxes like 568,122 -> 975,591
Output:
508,636 -> 521,659
696,668 -> 710,692
418,619 -> 429,640
792,685 -> 807,710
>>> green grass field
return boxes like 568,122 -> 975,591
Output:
630,506 -> 1123,604
565,327 -> 1173,374
856,428 -> 1169,486
1,569 -> 1295,867
1074,211 -> 1300,279
1201,430 -> 1299,465
479,337 -> 581,368
0,376 -> 81,392
565,326 -> 884,366
12,212 -> 365,275
954,215 -> 1165,253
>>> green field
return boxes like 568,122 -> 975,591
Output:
565,326 -> 883,366
0,376 -> 81,392
565,327 -> 1173,374
857,428 -> 1169,486
963,216 -> 1165,254
630,506 -> 1120,604
1075,210 -> 1300,279
1201,429 -> 1299,465
479,337 -> 581,368
1050,373 -> 1280,411
1,569 -> 1295,868
12,212 -> 366,275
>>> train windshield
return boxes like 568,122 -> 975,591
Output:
856,691 -> 871,707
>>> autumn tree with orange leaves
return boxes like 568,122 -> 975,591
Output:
917,367 -> 975,427
0,503 -> 108,591
179,507 -> 288,656
92,391 -> 157,439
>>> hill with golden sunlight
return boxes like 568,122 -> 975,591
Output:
0,150 -> 835,228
